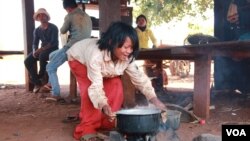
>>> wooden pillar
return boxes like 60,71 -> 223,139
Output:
22,0 -> 35,92
193,55 -> 212,119
99,1 -> 132,106
98,0 -> 121,34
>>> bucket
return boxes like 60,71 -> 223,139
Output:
165,110 -> 181,130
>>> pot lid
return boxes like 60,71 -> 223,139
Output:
116,108 -> 161,115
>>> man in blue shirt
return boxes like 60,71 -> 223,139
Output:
24,8 -> 59,93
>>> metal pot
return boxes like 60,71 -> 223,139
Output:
116,108 -> 162,134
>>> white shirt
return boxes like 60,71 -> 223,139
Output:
67,38 -> 156,109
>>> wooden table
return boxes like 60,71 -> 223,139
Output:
69,40 -> 250,119
137,40 -> 250,119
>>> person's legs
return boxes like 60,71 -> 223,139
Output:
68,60 -> 123,140
69,60 -> 95,139
238,33 -> 250,94
144,60 -> 165,91
24,52 -> 41,86
38,51 -> 50,83
214,57 -> 234,90
46,47 -> 68,97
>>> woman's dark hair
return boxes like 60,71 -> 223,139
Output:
63,0 -> 77,9
97,21 -> 139,62
136,14 -> 147,23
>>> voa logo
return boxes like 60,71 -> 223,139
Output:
226,129 -> 246,136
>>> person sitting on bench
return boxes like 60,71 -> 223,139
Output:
24,8 -> 59,93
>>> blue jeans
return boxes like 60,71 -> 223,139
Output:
46,46 -> 69,96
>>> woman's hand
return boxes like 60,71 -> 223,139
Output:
149,97 -> 167,111
102,104 -> 116,121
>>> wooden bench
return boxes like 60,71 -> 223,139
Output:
0,50 -> 24,59
0,50 -> 76,100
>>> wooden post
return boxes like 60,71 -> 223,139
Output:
21,0 -> 35,92
193,55 -> 211,119
98,0 -> 121,34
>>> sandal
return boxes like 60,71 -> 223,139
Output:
57,98 -> 68,105
62,115 -> 80,123
45,96 -> 60,102
45,96 -> 68,104
43,83 -> 52,91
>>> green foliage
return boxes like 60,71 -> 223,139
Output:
133,0 -> 214,27
188,23 -> 214,35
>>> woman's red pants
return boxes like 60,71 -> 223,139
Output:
68,60 -> 124,140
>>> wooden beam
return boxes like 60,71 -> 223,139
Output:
0,50 -> 24,55
21,0 -> 35,92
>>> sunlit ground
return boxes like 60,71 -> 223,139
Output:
0,55 -> 70,85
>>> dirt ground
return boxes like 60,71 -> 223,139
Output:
1,75 -> 250,141
0,56 -> 250,141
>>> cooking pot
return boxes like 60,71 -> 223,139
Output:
116,108 -> 162,134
